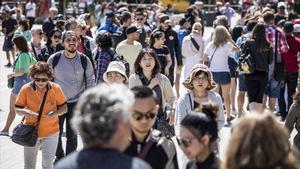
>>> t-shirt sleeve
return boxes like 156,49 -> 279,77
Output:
16,53 -> 31,73
15,87 -> 27,108
164,46 -> 170,55
225,42 -> 234,56
53,84 -> 67,107
204,43 -> 213,55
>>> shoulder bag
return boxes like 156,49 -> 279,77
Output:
237,41 -> 255,74
273,30 -> 285,81
11,89 -> 48,147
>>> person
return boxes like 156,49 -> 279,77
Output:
178,102 -> 220,169
14,19 -> 32,42
12,8 -> 26,24
175,64 -> 225,135
241,23 -> 273,113
47,30 -> 95,162
25,0 -> 36,29
2,10 -> 18,67
275,2 -> 287,25
203,25 -> 240,122
112,11 -> 132,48
220,2 -> 235,27
29,27 -> 44,61
15,62 -> 67,169
129,49 -> 177,137
0,35 -> 37,136
38,29 -> 64,62
54,84 -> 152,169
278,22 -> 300,121
177,18 -> 191,48
222,112 -> 300,169
285,90 -> 300,150
98,12 -> 120,34
125,86 -> 178,169
42,7 -> 58,38
103,61 -> 128,84
93,31 -> 116,83
116,25 -> 142,73
149,31 -> 172,79
195,1 -> 206,34
133,11 -> 152,48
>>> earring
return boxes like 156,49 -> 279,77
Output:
190,84 -> 193,88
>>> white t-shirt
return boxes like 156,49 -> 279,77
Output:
25,2 -> 36,17
204,41 -> 234,72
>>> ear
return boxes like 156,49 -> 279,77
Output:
155,104 -> 160,113
201,135 -> 210,146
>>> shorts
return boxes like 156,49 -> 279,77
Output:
12,75 -> 31,96
228,57 -> 238,78
238,74 -> 247,91
264,78 -> 281,98
212,72 -> 231,85
2,36 -> 14,52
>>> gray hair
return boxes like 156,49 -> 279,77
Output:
71,84 -> 134,146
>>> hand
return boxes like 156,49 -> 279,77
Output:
46,111 -> 56,119
149,77 -> 159,88
7,74 -> 14,79
167,109 -> 175,125
164,67 -> 170,76
176,65 -> 182,74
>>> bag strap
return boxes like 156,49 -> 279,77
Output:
36,89 -> 49,127
208,47 -> 218,67
190,35 -> 200,51
138,130 -> 160,159
31,42 -> 38,60
79,54 -> 88,88
188,93 -> 193,110
275,29 -> 278,63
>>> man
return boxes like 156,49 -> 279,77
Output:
116,25 -> 142,73
47,30 -> 95,162
54,84 -> 152,169
112,11 -> 132,48
263,11 -> 289,113
125,86 -> 178,169
25,0 -> 36,29
278,22 -> 300,121
42,7 -> 58,38
220,2 -> 235,27
12,8 -> 25,24
29,27 -> 44,60
177,18 -> 191,48
98,12 -> 119,34
2,10 -> 18,67
154,14 -> 182,93
275,2 -> 287,25
195,1 -> 206,34
134,11 -> 152,48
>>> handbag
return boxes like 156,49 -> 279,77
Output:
237,41 -> 255,74
11,89 -> 48,147
273,30 -> 285,81
7,77 -> 14,89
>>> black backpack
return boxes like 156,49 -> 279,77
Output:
51,51 -> 88,88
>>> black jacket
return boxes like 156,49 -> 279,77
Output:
186,153 -> 219,169
42,17 -> 55,37
38,44 -> 64,62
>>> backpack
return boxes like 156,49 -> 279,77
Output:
51,51 -> 88,88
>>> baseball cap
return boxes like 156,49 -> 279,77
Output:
277,2 -> 287,8
159,14 -> 171,23
283,21 -> 293,33
126,26 -> 142,35
179,18 -> 188,26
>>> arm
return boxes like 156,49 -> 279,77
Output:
214,93 -> 225,130
174,32 -> 183,66
8,68 -> 25,79
15,107 -> 38,117
47,103 -> 67,118
174,96 -> 189,135
165,53 -> 172,76
85,57 -> 96,88
285,102 -> 298,135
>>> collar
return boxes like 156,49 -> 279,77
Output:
130,130 -> 151,144
30,81 -> 52,91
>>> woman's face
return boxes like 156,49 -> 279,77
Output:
179,127 -> 204,160
106,71 -> 126,84
156,35 -> 165,46
192,72 -> 209,91
139,53 -> 156,72
51,32 -> 62,46
33,74 -> 50,90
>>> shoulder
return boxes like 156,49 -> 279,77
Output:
54,151 -> 79,169
158,73 -> 169,81
208,91 -> 222,102
131,157 -> 152,169
152,130 -> 176,156
129,74 -> 140,81
49,82 -> 63,91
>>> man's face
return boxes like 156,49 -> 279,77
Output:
33,30 -> 44,41
130,97 -> 159,135
135,15 -> 144,25
63,33 -> 78,53
161,21 -> 170,30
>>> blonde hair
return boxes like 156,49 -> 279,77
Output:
212,26 -> 230,48
192,22 -> 202,34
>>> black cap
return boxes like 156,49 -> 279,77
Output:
126,26 -> 142,35
179,18 -> 188,26
159,14 -> 171,23
284,21 -> 294,33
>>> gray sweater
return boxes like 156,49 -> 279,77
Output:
174,91 -> 225,135
285,102 -> 300,149
48,52 -> 95,103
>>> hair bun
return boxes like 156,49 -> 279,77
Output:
200,102 -> 219,119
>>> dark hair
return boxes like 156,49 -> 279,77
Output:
288,12 -> 298,21
181,102 -> 219,143
47,29 -> 62,46
19,20 -> 29,31
149,31 -> 164,47
131,86 -> 158,101
120,11 -> 132,24
134,48 -> 161,75
30,61 -> 55,80
246,20 -> 258,32
263,11 -> 275,23
251,23 -> 272,52
95,31 -> 113,49
13,35 -> 29,52
231,26 -> 243,42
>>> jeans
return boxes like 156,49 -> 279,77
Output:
24,132 -> 59,169
278,72 -> 298,119
55,102 -> 77,161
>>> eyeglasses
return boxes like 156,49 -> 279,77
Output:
136,18 -> 144,21
176,136 -> 195,148
65,37 -> 77,43
132,111 -> 156,121
194,76 -> 208,81
34,78 -> 49,82
53,35 -> 61,39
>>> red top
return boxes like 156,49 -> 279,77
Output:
282,35 -> 300,73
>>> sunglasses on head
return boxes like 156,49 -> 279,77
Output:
176,136 -> 195,148
34,78 -> 48,82
132,111 -> 156,121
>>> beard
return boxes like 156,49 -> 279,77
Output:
67,49 -> 76,53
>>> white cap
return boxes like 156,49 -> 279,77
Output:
294,24 -> 300,33
277,2 -> 287,8
103,61 -> 128,82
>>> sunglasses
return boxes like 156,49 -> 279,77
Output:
53,35 -> 61,39
65,37 -> 77,43
132,111 -> 156,121
38,32 -> 44,35
136,18 -> 144,21
176,136 -> 195,148
34,78 -> 48,82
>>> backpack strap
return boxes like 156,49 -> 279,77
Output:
30,42 -> 38,60
138,130 -> 161,159
188,93 -> 193,110
79,54 -> 88,88
51,51 -> 62,69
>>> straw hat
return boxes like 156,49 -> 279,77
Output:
103,61 -> 128,83
183,64 -> 216,91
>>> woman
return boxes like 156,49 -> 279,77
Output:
223,112 -> 300,169
285,90 -> 300,150
203,25 -> 240,122
149,31 -> 172,79
175,64 -> 225,135
14,20 -> 32,42
129,48 -> 177,137
15,62 -> 67,169
37,29 -> 64,62
241,23 -> 273,112
0,35 -> 37,136
103,61 -> 128,84
178,102 -> 220,169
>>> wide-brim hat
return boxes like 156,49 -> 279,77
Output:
103,61 -> 128,83
183,64 -> 216,91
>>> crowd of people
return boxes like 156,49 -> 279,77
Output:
1,0 -> 300,169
